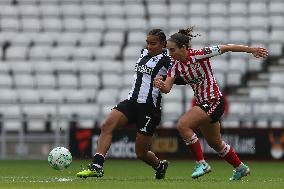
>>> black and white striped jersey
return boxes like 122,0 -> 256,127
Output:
127,48 -> 172,107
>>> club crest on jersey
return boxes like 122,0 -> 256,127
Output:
135,64 -> 154,75
203,47 -> 212,55
189,63 -> 201,70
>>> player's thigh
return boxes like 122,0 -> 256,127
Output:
135,132 -> 152,154
136,104 -> 161,136
178,106 -> 211,130
100,109 -> 128,133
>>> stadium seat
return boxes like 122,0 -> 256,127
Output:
228,2 -> 248,16
248,2 -> 268,16
0,63 -> 9,75
163,87 -> 183,102
41,18 -> 63,32
17,89 -> 41,103
62,18 -> 84,32
248,58 -> 264,72
269,15 -> 284,30
35,74 -> 56,89
62,89 -> 89,103
8,61 -> 33,74
39,4 -> 61,17
0,73 -> 13,88
149,17 -> 168,30
125,3 -> 145,18
95,45 -> 121,60
249,87 -> 268,101
0,89 -> 18,103
122,59 -> 137,73
268,86 -> 284,101
96,88 -> 119,105
0,105 -> 23,132
168,17 -> 188,31
208,2 -> 227,16
208,30 -> 228,44
10,33 -> 34,47
84,18 -> 106,32
13,74 -> 35,89
57,74 -> 79,89
229,16 -> 248,30
214,72 -> 226,89
105,18 -> 126,31
211,57 -> 229,72
49,46 -> 72,61
161,101 -> 183,128
189,16 -> 209,30
268,2 -> 284,15
123,45 -> 143,60
60,4 -> 82,18
103,4 -> 124,18
0,5 -> 19,18
39,89 -> 64,103
229,30 -> 249,44
18,4 -> 40,18
6,46 -> 27,61
75,61 -> 100,74
248,16 -> 269,30
79,74 -> 100,89
28,46 -> 51,61
21,18 -> 41,32
169,3 -> 188,17
188,3 -> 207,16
228,58 -> 248,73
209,16 -> 228,30
103,31 -> 125,46
78,32 -> 102,47
122,73 -> 134,89
53,61 -> 76,73
117,88 -> 131,102
101,73 -> 123,89
70,47 -> 94,61
147,3 -> 168,17
81,4 -> 104,18
227,72 -> 243,86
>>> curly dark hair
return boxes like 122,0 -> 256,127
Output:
148,28 -> 167,44
169,26 -> 199,48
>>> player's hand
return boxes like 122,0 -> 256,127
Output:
154,75 -> 165,89
251,47 -> 268,58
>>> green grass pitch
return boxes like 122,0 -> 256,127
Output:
0,159 -> 283,189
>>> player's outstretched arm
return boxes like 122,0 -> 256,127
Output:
219,44 -> 269,58
154,76 -> 175,93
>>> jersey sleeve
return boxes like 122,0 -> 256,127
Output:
191,45 -> 222,61
167,62 -> 179,78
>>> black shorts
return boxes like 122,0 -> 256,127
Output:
113,99 -> 161,136
198,97 -> 224,123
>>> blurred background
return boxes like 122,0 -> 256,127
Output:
0,0 -> 283,161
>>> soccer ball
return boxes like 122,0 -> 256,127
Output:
48,147 -> 72,170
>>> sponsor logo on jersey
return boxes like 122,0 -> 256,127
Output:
185,74 -> 205,85
135,64 -> 154,75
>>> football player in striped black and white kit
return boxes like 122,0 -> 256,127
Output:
77,29 -> 185,179
154,27 -> 268,180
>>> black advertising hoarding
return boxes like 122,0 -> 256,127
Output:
70,126 -> 284,160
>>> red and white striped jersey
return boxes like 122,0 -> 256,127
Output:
167,45 -> 223,104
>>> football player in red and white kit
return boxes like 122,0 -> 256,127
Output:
154,27 -> 268,180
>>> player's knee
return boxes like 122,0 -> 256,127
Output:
176,119 -> 188,133
100,120 -> 114,134
135,148 -> 147,160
